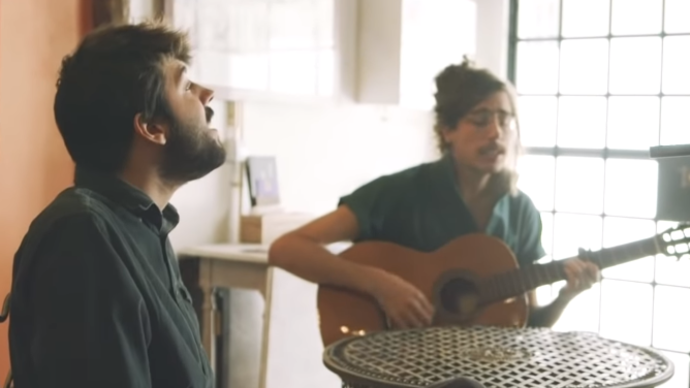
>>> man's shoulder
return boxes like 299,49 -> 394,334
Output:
509,189 -> 540,211
24,187 -> 114,241
504,189 -> 542,226
11,188 -> 121,285
338,159 -> 444,214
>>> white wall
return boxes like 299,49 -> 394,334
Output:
242,102 -> 437,213
474,0 -> 510,79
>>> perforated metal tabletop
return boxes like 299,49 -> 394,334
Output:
323,326 -> 674,388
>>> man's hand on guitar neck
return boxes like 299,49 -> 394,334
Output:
369,270 -> 435,329
528,258 -> 600,327
559,258 -> 601,300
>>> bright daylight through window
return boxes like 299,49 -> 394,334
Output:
508,1 -> 690,387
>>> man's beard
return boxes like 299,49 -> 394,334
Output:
158,113 -> 227,184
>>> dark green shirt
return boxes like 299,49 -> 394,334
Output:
338,155 -> 546,265
9,167 -> 213,388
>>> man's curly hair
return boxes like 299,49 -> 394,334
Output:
432,57 -> 522,195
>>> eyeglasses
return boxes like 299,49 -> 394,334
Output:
464,109 -> 517,133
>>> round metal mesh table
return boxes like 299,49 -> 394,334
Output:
323,326 -> 674,388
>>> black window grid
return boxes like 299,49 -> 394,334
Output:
507,0 -> 690,386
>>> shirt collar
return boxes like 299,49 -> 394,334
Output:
435,152 -> 511,198
433,152 -> 510,229
74,165 -> 179,233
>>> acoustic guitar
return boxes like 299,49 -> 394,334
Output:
317,224 -> 690,346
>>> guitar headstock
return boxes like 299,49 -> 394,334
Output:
659,223 -> 690,260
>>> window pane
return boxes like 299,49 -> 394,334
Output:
611,0 -> 663,35
552,284 -> 601,333
600,280 -> 653,346
517,155 -> 555,211
224,1 -> 270,51
553,213 -> 603,259
540,211 -> 554,254
659,351 -> 690,388
653,285 -> 690,352
516,42 -> 560,94
172,0 -> 199,48
660,97 -> 690,145
657,253 -> 690,287
657,220 -> 680,235
228,53 -> 269,91
561,0 -> 610,38
197,50 -> 232,88
604,159 -> 658,218
535,284 -> 554,306
518,96 -> 557,147
559,39 -> 609,95
517,0 -> 560,39
665,0 -> 690,33
555,157 -> 605,215
601,217 -> 656,282
269,50 -> 317,95
316,0 -> 335,47
662,36 -> 690,95
609,37 -> 662,95
269,0 -> 318,50
557,96 -> 607,148
317,49 -> 335,96
607,97 -> 660,150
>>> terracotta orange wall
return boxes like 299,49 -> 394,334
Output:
0,0 -> 89,378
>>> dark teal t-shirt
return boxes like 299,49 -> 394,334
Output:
338,155 -> 546,266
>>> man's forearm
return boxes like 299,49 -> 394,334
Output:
527,293 -> 574,327
268,234 -> 383,296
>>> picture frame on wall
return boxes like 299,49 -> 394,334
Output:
244,156 -> 281,208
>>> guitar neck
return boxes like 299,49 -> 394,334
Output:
481,235 -> 663,303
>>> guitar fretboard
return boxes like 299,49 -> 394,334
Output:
478,235 -> 663,305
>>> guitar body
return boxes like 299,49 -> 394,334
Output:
317,234 -> 530,347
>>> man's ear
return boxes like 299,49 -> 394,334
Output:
133,113 -> 167,145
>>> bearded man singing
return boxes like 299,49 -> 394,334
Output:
8,22 -> 226,388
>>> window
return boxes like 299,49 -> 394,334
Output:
509,1 -> 690,387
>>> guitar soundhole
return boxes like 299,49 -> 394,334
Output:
439,277 -> 480,318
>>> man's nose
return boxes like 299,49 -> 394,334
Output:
199,85 -> 214,105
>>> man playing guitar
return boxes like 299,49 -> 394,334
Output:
268,59 -> 600,330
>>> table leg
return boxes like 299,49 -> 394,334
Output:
200,285 -> 217,374
179,258 -> 227,388
257,268 -> 274,388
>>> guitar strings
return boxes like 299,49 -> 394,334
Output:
474,230 -> 684,305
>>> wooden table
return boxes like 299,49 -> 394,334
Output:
177,243 -> 273,388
